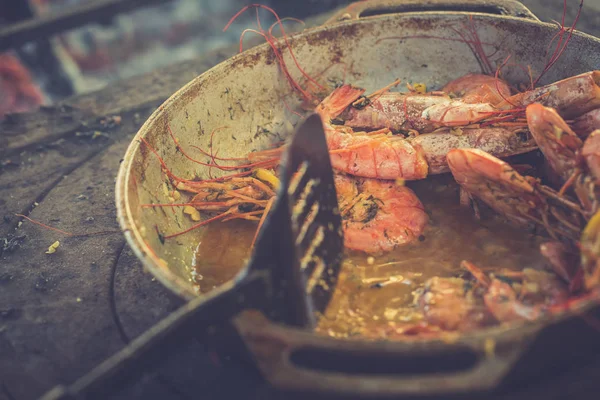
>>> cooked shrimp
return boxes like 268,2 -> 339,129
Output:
338,92 -> 450,133
326,128 -> 430,180
317,84 -> 537,180
497,71 -> 600,119
518,268 -> 570,306
525,104 -> 600,214
335,174 -> 428,254
447,148 -> 541,226
540,241 -> 581,289
442,73 -> 511,104
581,130 -> 600,181
411,126 -> 537,175
461,261 -> 567,323
415,276 -> 492,331
526,103 -> 582,182
335,74 -> 513,133
484,279 -> 541,323
319,125 -> 536,180
572,109 -> 600,138
581,211 -> 600,290
569,131 -> 600,216
447,147 -> 585,243
338,92 -> 499,133
459,262 -> 527,324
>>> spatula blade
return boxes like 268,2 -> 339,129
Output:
282,113 -> 344,326
249,113 -> 344,329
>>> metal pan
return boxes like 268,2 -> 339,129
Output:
115,0 -> 600,397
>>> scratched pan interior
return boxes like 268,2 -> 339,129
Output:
116,9 -> 600,397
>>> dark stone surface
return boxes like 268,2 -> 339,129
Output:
1,1 -> 600,399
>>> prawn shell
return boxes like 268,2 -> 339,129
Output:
336,175 -> 428,254
499,71 -> 600,120
327,130 -> 429,180
413,127 -> 538,174
340,93 -> 449,133
417,277 -> 492,331
581,130 -> 600,181
442,73 -> 511,105
446,148 -> 537,226
572,109 -> 600,138
525,103 -> 582,182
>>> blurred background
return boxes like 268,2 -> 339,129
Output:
0,0 -> 598,119
0,0 -> 356,119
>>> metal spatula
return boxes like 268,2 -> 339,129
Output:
41,112 -> 344,400
251,112 -> 345,327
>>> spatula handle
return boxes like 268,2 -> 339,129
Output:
323,0 -> 540,26
39,275 -> 267,400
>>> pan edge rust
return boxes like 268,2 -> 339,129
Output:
115,3 -> 600,396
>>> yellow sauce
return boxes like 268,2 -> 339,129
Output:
192,174 -> 548,339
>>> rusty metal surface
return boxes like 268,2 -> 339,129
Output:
115,1 -> 600,396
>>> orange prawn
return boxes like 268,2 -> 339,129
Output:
442,73 -> 512,104
415,276 -> 493,332
335,174 -> 428,254
313,84 -> 537,180
337,91 -> 501,133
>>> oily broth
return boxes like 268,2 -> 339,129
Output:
192,219 -> 256,293
192,174 -> 548,337
317,174 -> 548,339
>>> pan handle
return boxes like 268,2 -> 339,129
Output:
234,313 -> 533,397
323,0 -> 540,25
39,275 -> 267,400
